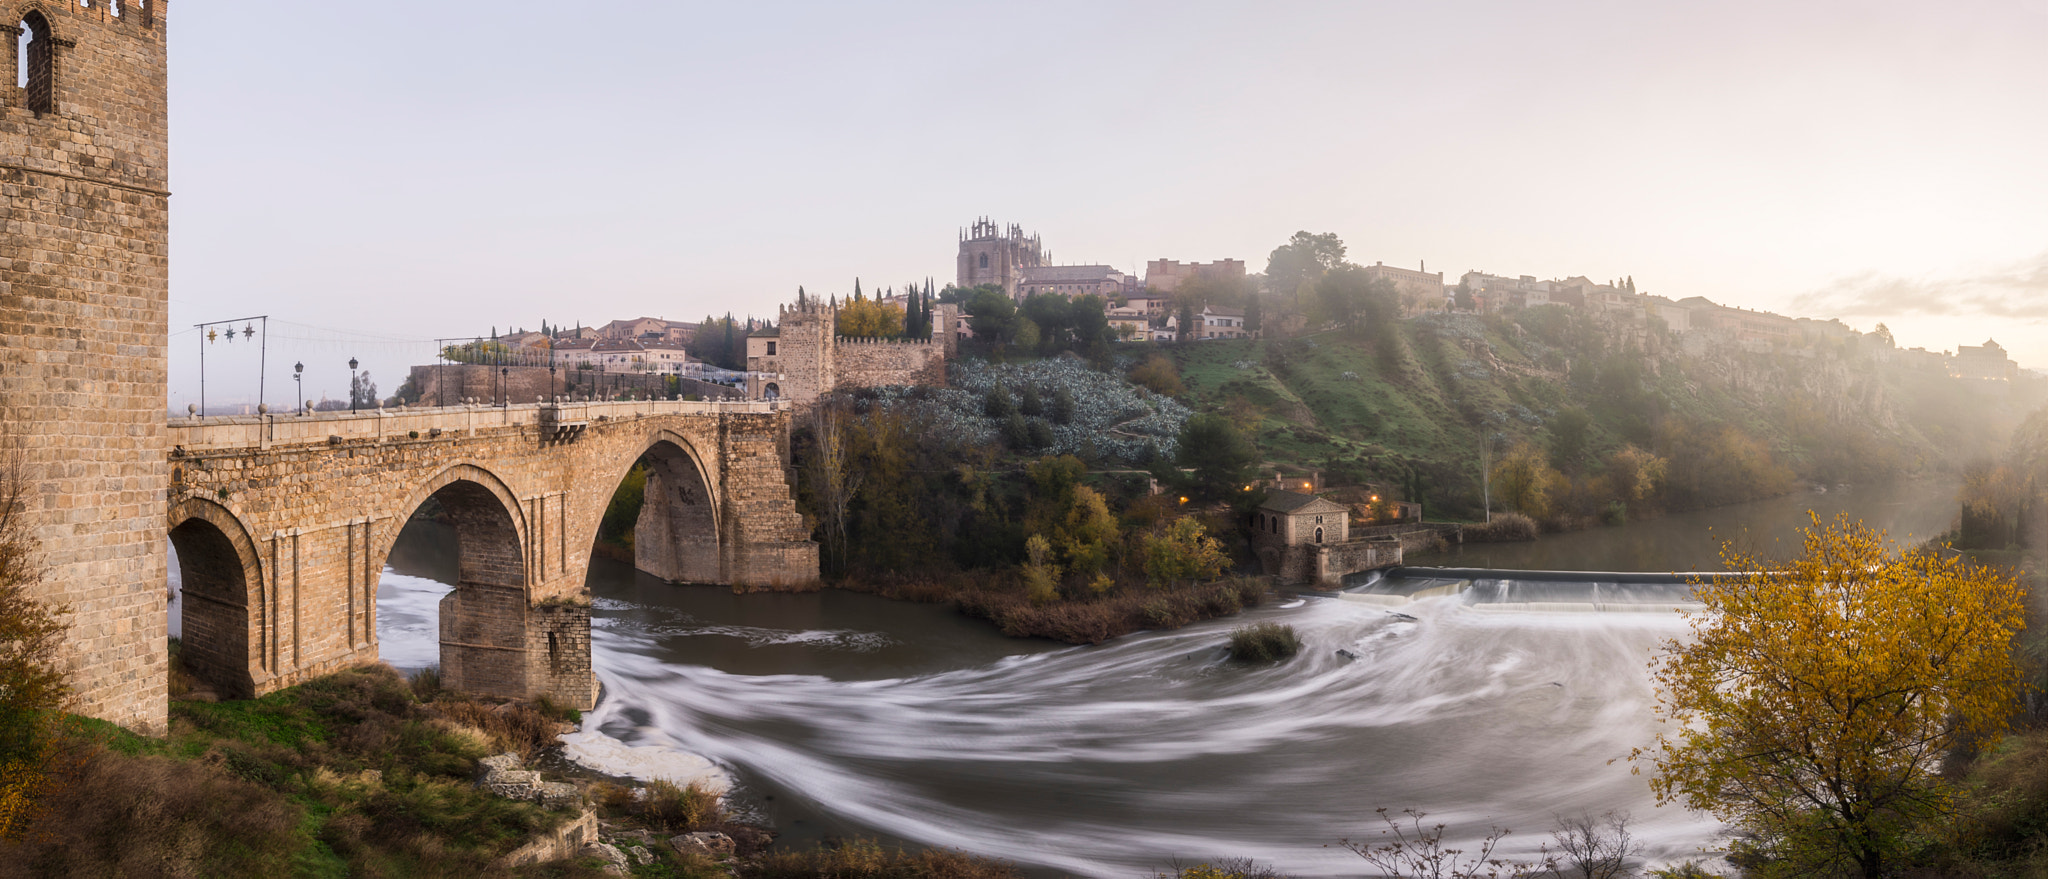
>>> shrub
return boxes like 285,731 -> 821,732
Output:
640,778 -> 723,834
1128,353 -> 1186,397
1464,512 -> 1537,542
0,751 -> 305,877
1228,623 -> 1302,663
431,698 -> 563,762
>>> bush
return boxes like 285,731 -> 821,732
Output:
640,778 -> 723,834
1228,623 -> 1302,663
0,751 -> 306,877
432,698 -> 565,762
1464,512 -> 1537,543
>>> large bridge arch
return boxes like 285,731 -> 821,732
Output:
166,495 -> 266,699
384,463 -> 550,701
606,428 -> 725,584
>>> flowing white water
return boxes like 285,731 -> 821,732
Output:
564,585 -> 1724,877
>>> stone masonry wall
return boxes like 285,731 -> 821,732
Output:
0,3 -> 172,734
831,337 -> 947,391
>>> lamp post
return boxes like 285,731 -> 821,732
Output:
293,361 -> 304,414
500,366 -> 509,408
349,357 -> 360,413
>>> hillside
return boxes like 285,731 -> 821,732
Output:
1167,308 -> 2044,521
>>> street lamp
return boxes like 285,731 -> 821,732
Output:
293,361 -> 304,414
349,357 -> 360,413
500,366 -> 509,408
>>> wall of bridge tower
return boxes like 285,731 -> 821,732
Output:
0,2 -> 173,734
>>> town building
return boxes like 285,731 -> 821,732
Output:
1106,306 -> 1150,341
1363,261 -> 1445,316
1145,258 -> 1246,293
1954,340 -> 2020,381
1018,265 -> 1132,300
1196,304 -> 1249,340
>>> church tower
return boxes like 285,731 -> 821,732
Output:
955,218 -> 1043,299
0,1 -> 173,733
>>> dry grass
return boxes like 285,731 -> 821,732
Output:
640,778 -> 724,834
742,837 -> 1021,879
431,697 -> 565,762
0,751 -> 304,878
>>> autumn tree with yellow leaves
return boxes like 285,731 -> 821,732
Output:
1642,514 -> 2027,879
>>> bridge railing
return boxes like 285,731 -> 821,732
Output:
165,398 -> 793,451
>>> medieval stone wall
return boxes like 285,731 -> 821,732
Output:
831,337 -> 947,390
0,2 -> 172,734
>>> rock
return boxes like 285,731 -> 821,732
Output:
630,845 -> 655,865
583,842 -> 629,868
671,831 -> 736,857
476,753 -> 522,780
532,781 -> 580,808
612,829 -> 656,847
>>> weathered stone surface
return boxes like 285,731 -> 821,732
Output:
629,845 -> 654,865
532,781 -> 579,808
0,2 -> 173,736
476,752 -> 522,778
583,841 -> 629,868
498,808 -> 600,868
671,831 -> 736,857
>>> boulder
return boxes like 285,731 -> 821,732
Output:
583,841 -> 629,868
670,830 -> 736,857
630,845 -> 655,865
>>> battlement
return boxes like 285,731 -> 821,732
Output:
834,335 -> 944,347
40,0 -> 159,28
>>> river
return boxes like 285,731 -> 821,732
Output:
178,478 -> 1963,876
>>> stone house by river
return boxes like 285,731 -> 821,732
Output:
1251,489 -> 1402,587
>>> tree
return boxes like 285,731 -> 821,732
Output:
1142,517 -> 1228,587
1243,295 -> 1262,334
965,288 -> 1020,347
1489,441 -> 1562,520
1641,514 -> 2026,879
1177,303 -> 1196,343
0,433 -> 70,839
1549,408 -> 1592,471
1176,414 -> 1258,501
836,299 -> 905,338
1264,231 -> 1347,303
349,371 -> 378,409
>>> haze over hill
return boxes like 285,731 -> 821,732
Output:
164,1 -> 2048,405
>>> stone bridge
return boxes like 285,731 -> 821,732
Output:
163,399 -> 818,709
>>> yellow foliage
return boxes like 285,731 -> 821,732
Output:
1490,441 -> 1564,520
836,299 -> 905,338
1642,514 -> 2027,877
1022,534 -> 1060,605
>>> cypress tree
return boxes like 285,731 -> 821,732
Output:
854,278 -> 863,302
723,313 -> 736,371
798,285 -> 807,307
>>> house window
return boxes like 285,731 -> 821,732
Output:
766,341 -> 777,356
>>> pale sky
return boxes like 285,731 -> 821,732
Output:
166,1 -> 2048,408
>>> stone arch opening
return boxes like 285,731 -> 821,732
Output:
763,382 -> 780,401
611,438 -> 721,585
166,502 -> 262,700
387,474 -> 532,700
18,10 -> 50,115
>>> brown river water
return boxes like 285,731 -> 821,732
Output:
173,478 -> 1964,877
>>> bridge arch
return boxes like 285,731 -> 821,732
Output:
385,462 -> 535,699
602,428 -> 725,584
166,494 -> 265,699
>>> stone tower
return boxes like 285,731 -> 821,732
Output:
0,2 -> 172,733
956,218 -> 1043,298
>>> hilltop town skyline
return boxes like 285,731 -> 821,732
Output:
165,1 -> 2048,402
